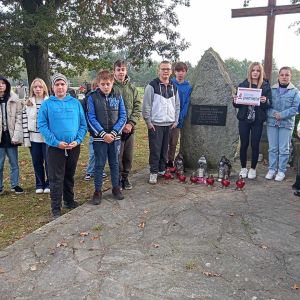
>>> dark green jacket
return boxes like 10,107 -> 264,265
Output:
113,75 -> 141,127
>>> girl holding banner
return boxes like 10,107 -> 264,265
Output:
233,62 -> 272,179
265,67 -> 300,182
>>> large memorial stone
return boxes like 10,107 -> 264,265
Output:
180,48 -> 239,168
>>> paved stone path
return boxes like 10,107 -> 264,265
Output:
1,162 -> 300,300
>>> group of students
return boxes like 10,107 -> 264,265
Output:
0,60 -> 192,219
233,62 -> 300,193
2,59 -> 299,219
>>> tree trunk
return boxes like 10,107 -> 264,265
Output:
23,45 -> 51,92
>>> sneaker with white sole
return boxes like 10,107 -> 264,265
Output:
265,170 -> 276,180
44,188 -> 50,194
11,186 -> 23,194
248,169 -> 256,179
149,173 -> 157,184
239,168 -> 248,178
275,172 -> 285,181
36,189 -> 44,194
158,171 -> 165,177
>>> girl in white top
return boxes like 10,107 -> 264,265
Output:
23,78 -> 50,194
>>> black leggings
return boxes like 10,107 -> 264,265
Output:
239,120 -> 263,169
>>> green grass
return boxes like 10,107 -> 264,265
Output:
186,261 -> 196,270
0,116 -> 149,250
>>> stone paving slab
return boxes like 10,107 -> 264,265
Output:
1,164 -> 300,300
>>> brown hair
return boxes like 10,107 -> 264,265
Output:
114,59 -> 126,70
247,62 -> 264,89
279,66 -> 292,74
175,62 -> 188,72
96,70 -> 114,83
159,60 -> 171,68
28,78 -> 49,106
91,78 -> 98,91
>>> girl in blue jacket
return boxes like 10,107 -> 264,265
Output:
265,67 -> 300,181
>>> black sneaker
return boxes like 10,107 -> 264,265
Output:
11,186 -> 23,194
0,189 -> 3,195
51,211 -> 61,220
123,177 -> 132,190
103,172 -> 108,178
112,186 -> 124,200
92,191 -> 102,205
85,173 -> 92,181
119,178 -> 123,191
63,201 -> 79,210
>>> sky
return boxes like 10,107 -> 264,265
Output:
171,0 -> 300,69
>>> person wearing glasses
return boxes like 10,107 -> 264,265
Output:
265,67 -> 300,181
142,61 -> 180,184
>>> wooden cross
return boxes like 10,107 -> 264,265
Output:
232,0 -> 300,81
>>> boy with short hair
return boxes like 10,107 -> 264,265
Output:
86,70 -> 126,204
142,61 -> 180,184
113,59 -> 142,190
167,62 -> 192,168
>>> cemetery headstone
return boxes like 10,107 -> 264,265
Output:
180,48 -> 239,169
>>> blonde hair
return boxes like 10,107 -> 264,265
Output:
91,78 -> 98,91
247,62 -> 264,89
29,78 -> 49,99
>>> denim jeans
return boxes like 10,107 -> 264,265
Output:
0,147 -> 19,190
93,140 -> 121,191
85,136 -> 95,175
267,125 -> 293,173
30,142 -> 49,189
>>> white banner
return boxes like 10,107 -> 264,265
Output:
236,87 -> 262,106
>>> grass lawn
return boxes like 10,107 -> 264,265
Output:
0,91 -> 149,250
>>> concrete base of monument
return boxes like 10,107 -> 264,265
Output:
1,162 -> 299,299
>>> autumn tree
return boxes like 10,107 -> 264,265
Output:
0,0 -> 190,88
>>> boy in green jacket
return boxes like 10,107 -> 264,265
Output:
113,60 -> 142,190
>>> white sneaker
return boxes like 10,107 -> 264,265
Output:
158,171 -> 165,177
36,189 -> 43,194
265,170 -> 276,180
44,188 -> 50,194
275,172 -> 285,182
248,169 -> 256,179
239,168 -> 248,178
149,173 -> 157,184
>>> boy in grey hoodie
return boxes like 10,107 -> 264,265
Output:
142,61 -> 180,184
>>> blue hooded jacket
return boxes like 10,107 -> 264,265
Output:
171,78 -> 192,128
38,94 -> 87,147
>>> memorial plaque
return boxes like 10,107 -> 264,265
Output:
191,105 -> 227,126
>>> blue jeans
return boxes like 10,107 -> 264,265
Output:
30,142 -> 49,189
267,125 -> 293,173
85,136 -> 95,175
0,147 -> 19,190
93,140 -> 121,191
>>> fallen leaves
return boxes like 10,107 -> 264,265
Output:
230,212 -> 235,216
138,221 -> 145,228
144,210 -> 148,214
80,232 -> 89,237
30,266 -> 36,271
293,283 -> 299,290
0,269 -> 4,274
202,271 -> 221,277
80,162 -> 88,167
91,235 -> 99,241
57,242 -> 67,248
260,245 -> 267,250
153,244 -> 160,248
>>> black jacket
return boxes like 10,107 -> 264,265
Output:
86,88 -> 127,141
233,78 -> 272,124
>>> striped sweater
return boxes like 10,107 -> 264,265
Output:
23,97 -> 46,147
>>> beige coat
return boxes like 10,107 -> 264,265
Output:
0,91 -> 23,144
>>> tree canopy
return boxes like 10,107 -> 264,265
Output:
0,0 -> 190,88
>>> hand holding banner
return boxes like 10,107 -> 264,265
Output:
236,88 -> 262,106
